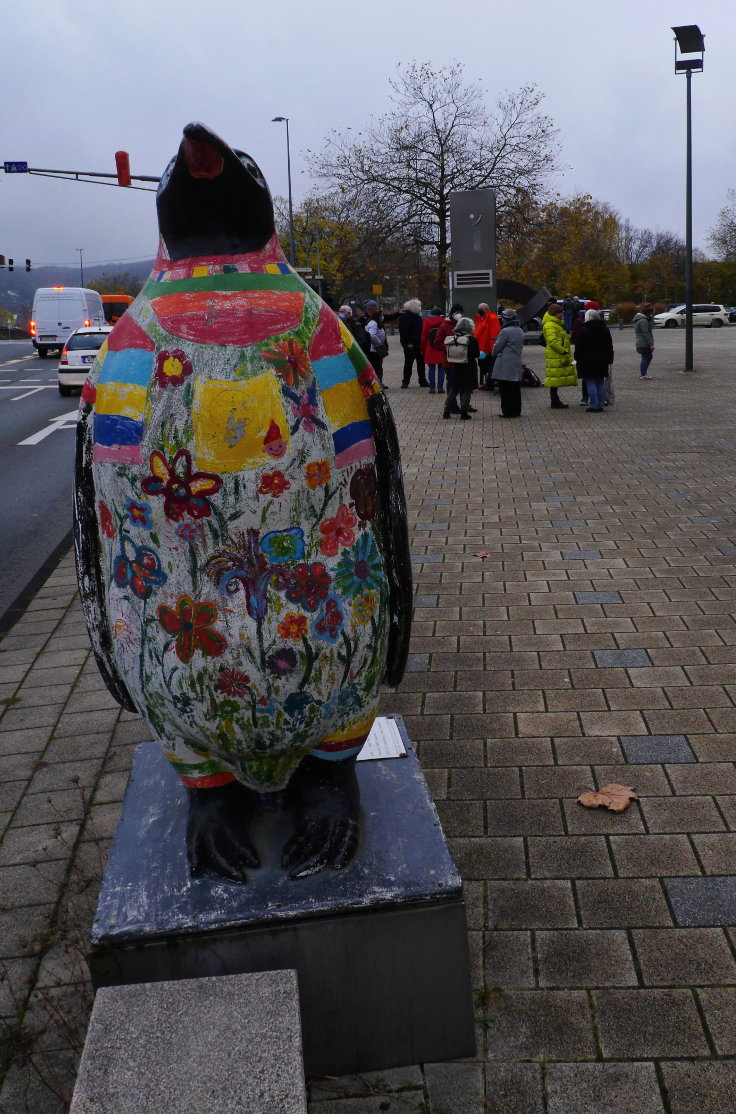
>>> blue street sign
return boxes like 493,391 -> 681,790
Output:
4,162 -> 28,173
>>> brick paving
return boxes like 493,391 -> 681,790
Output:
2,326 -> 736,1111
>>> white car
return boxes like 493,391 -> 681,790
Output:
57,325 -> 112,396
653,303 -> 730,329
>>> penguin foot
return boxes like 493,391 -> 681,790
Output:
186,782 -> 260,884
281,756 -> 361,880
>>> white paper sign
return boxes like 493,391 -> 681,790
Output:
357,716 -> 407,761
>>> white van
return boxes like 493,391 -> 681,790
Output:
30,287 -> 106,357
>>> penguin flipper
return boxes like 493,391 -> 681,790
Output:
367,391 -> 412,686
74,406 -> 137,714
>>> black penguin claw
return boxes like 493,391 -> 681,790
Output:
281,756 -> 361,879
186,782 -> 260,883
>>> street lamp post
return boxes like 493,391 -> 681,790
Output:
76,247 -> 85,286
272,116 -> 296,266
672,24 -> 705,373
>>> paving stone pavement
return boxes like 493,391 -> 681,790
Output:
2,326 -> 736,1112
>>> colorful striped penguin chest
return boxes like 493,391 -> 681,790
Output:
83,248 -> 388,790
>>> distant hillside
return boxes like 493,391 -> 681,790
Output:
0,259 -> 153,327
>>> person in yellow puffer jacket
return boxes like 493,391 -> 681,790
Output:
542,302 -> 578,408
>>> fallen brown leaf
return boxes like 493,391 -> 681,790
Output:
578,783 -> 639,813
473,551 -> 492,559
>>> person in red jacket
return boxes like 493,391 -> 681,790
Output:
473,303 -> 501,391
420,307 -> 447,394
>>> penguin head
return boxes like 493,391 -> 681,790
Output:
156,122 -> 275,261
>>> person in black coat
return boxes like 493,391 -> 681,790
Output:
574,309 -> 614,412
398,299 -> 427,387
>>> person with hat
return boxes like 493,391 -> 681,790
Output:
490,308 -> 524,417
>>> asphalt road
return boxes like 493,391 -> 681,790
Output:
0,339 -> 79,629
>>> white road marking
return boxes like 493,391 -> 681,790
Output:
0,384 -> 59,401
19,410 -> 78,445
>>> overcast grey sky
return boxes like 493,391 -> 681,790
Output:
4,0 -> 733,272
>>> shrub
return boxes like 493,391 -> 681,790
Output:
609,302 -> 638,324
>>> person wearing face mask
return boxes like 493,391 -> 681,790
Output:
338,305 -> 371,356
474,302 -> 501,391
433,304 -> 465,412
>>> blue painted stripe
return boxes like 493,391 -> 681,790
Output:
313,352 -> 357,390
332,419 -> 372,455
94,413 -> 144,447
277,262 -> 291,274
99,348 -> 154,386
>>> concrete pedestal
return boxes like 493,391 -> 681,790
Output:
69,970 -> 307,1114
89,716 -> 476,1076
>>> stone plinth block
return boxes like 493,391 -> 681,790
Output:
69,970 -> 307,1114
88,717 -> 475,1076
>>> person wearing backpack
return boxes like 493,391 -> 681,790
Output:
434,303 -> 465,411
420,306 -> 447,394
443,316 -> 479,420
339,305 -> 371,356
490,308 -> 524,417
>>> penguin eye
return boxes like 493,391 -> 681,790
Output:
235,151 -> 266,188
157,156 -> 177,194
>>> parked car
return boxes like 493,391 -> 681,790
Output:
653,304 -> 730,328
727,307 -> 736,323
57,325 -> 112,396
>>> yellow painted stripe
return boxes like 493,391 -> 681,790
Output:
322,378 -> 368,427
95,381 -> 147,418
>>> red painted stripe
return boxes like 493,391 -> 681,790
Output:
81,381 -> 97,405
151,289 -> 304,346
317,730 -> 371,753
107,313 -> 156,352
179,771 -> 237,788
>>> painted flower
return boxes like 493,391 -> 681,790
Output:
126,499 -> 152,529
258,469 -> 290,497
313,594 -> 344,644
111,604 -> 138,647
263,338 -> 311,386
319,503 -> 358,557
215,668 -> 251,698
335,533 -> 383,598
306,460 -> 330,490
266,647 -> 298,677
99,501 -> 115,539
282,383 -> 327,435
113,536 -> 167,599
278,612 -> 308,641
157,595 -> 227,664
285,562 -> 331,612
261,527 -> 305,565
205,529 -> 289,620
349,464 -> 377,523
154,348 -> 193,388
176,522 -> 198,543
352,589 -> 379,625
142,449 -> 222,522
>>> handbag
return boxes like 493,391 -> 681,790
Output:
373,339 -> 389,359
605,368 -> 615,406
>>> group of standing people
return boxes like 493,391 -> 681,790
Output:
339,292 -> 657,419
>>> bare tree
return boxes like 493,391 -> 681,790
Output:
708,190 -> 736,261
308,62 -> 561,301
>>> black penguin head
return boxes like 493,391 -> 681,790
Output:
156,122 -> 275,261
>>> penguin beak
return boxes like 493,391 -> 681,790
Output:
182,137 -> 224,180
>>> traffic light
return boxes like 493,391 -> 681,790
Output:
115,150 -> 131,187
25,259 -> 31,271
8,258 -> 13,272
0,255 -> 5,268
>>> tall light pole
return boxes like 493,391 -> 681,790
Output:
76,247 -> 85,286
672,24 -> 705,373
272,116 -> 296,266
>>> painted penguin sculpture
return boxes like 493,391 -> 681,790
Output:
74,122 -> 411,883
